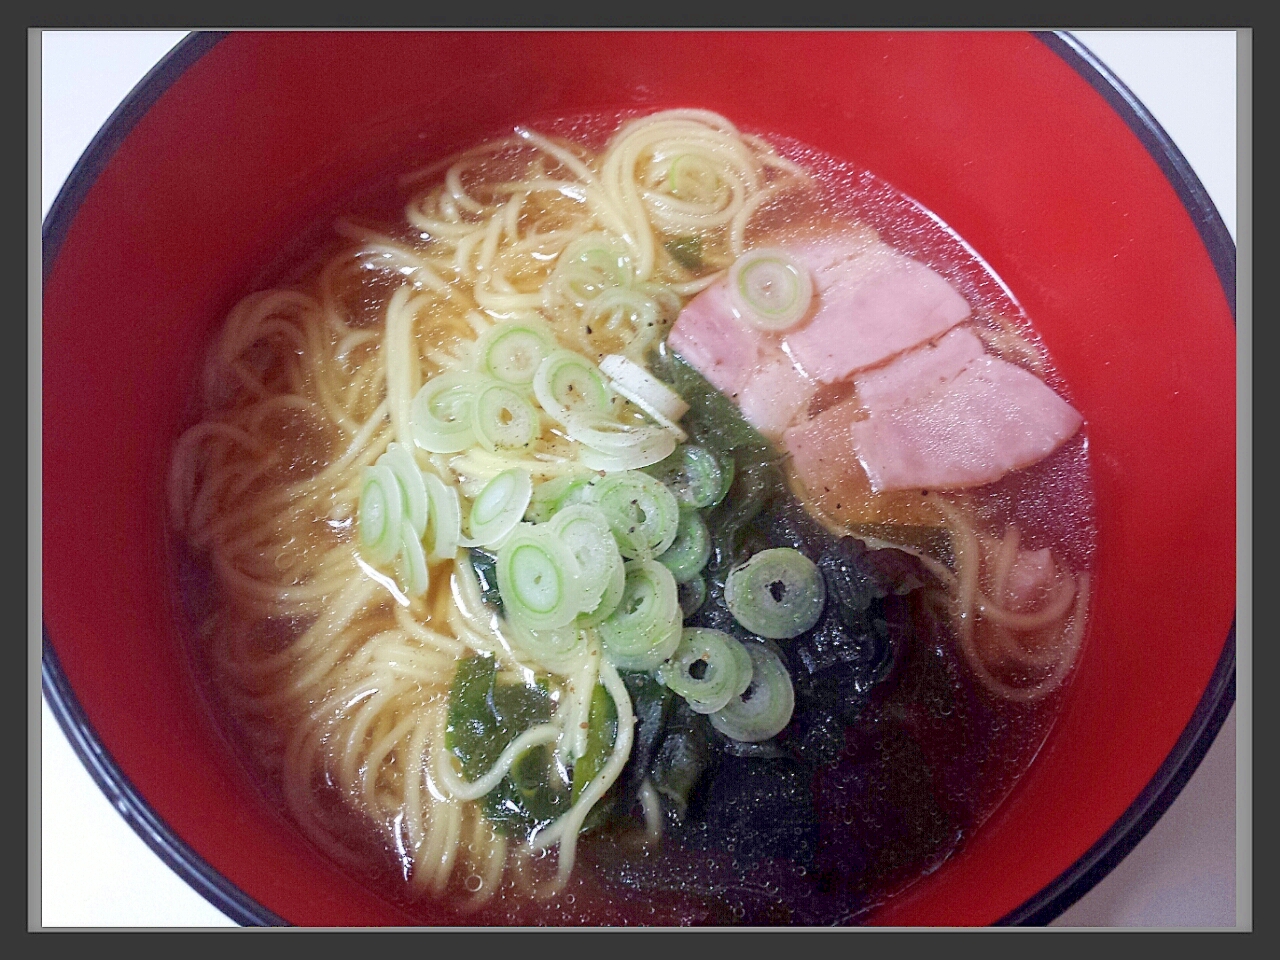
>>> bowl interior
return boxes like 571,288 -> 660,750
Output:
42,30 -> 1236,927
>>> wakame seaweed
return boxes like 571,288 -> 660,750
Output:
573,683 -> 619,803
648,699 -> 718,825
664,235 -> 704,271
445,655 -> 569,838
467,547 -> 504,614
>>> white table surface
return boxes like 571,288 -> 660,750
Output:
35,29 -> 1244,930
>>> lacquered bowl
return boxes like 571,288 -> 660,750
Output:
41,30 -> 1236,927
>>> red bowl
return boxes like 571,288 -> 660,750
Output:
42,30 -> 1235,927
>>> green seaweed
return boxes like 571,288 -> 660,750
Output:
445,655 -> 570,839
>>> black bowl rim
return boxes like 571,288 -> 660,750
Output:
39,28 -> 1237,928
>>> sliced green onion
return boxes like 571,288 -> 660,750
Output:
553,232 -> 634,306
472,381 -> 540,452
410,370 -> 479,453
657,628 -> 754,715
378,442 -> 428,538
598,354 -> 690,426
677,575 -> 707,618
657,508 -> 711,584
533,349 -> 612,424
582,288 -> 666,357
577,430 -> 678,472
724,547 -> 826,639
598,559 -> 683,671
708,641 -> 795,742
464,468 -> 533,549
561,411 -> 677,457
586,470 -> 681,561
727,247 -> 814,331
667,153 -> 723,200
576,548 -> 627,628
549,504 -> 624,617
495,524 -> 583,631
421,470 -> 461,562
645,444 -> 728,509
723,635 -> 755,697
526,472 -> 595,524
475,317 -> 556,387
358,463 -> 404,566
506,619 -> 588,674
396,517 -> 430,598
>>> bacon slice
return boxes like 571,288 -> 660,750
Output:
782,240 -> 972,383
666,282 -> 762,400
852,325 -> 986,414
849,353 -> 1084,493
736,354 -> 818,439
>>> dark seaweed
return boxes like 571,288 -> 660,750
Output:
685,753 -> 821,867
466,547 -> 504,614
649,699 -> 718,825
577,346 -> 961,922
617,671 -> 675,801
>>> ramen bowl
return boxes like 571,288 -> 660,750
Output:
41,30 -> 1236,927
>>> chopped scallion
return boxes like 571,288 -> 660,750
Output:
724,547 -> 826,639
597,559 -> 682,671
708,640 -> 795,742
495,524 -> 583,631
657,628 -> 754,715
727,247 -> 814,331
465,468 -> 533,549
410,370 -> 479,453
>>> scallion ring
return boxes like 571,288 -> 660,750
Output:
410,370 -> 479,453
464,467 -> 533,549
666,152 -> 726,205
396,518 -> 430,598
645,444 -> 727,510
495,524 -> 583,631
708,641 -> 796,742
597,559 -> 683,671
533,349 -> 612,424
475,317 -> 556,387
553,232 -> 634,306
526,473 -> 595,524
377,442 -> 428,538
657,508 -> 711,584
586,470 -> 681,560
657,628 -> 754,715
560,411 -> 676,457
575,549 -> 627,628
472,381 -> 540,452
505,619 -> 588,674
548,504 -> 624,617
577,430 -> 678,472
358,463 -> 404,566
421,470 -> 462,561
724,547 -> 826,639
727,247 -> 814,331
